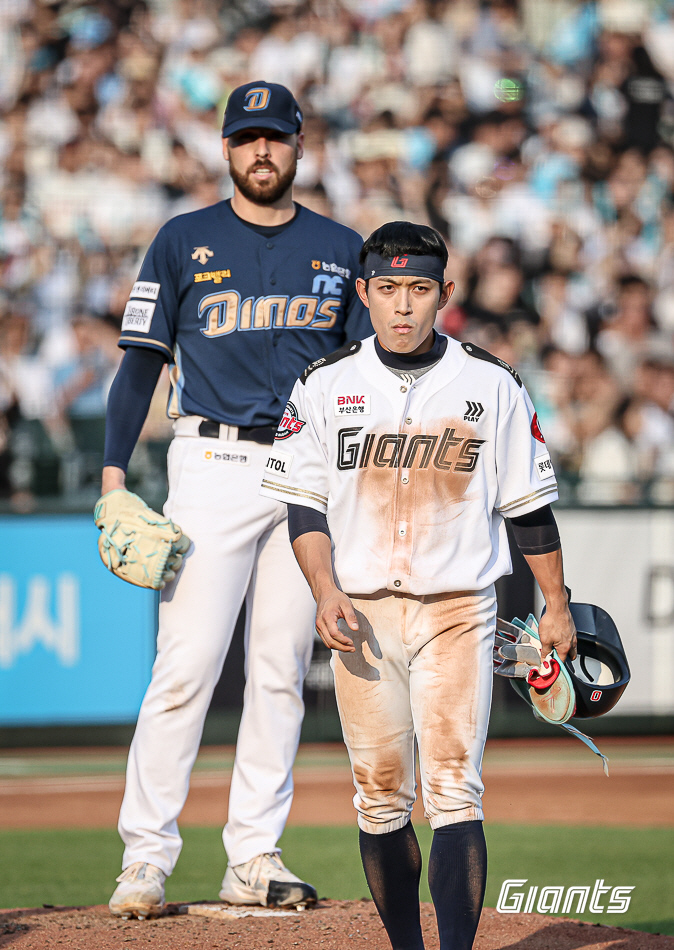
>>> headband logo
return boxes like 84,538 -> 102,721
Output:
244,87 -> 271,111
390,256 -> 409,268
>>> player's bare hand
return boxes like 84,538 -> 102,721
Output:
315,589 -> 358,652
538,602 -> 577,663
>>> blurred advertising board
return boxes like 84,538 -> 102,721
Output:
0,516 -> 156,725
551,509 -> 674,716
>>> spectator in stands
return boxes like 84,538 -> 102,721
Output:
1,0 -> 673,506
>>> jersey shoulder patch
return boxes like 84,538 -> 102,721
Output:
301,340 -> 362,385
461,342 -> 522,387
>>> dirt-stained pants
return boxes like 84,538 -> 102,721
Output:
332,587 -> 497,834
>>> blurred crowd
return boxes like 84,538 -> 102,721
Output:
1,0 -> 674,507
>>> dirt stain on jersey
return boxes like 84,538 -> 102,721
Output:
356,417 -> 482,582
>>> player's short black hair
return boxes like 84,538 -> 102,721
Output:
359,221 -> 448,269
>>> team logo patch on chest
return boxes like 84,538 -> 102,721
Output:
276,401 -> 306,440
464,401 -> 484,422
334,394 -> 370,417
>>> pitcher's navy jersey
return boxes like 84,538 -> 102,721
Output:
118,200 -> 370,427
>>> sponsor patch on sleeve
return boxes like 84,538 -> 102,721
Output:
334,394 -> 370,416
131,280 -> 161,300
265,450 -> 293,479
122,300 -> 156,333
534,451 -> 555,481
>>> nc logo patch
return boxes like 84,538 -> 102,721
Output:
276,401 -> 306,440
312,274 -> 343,296
334,394 -> 370,417
265,450 -> 293,479
244,86 -> 271,111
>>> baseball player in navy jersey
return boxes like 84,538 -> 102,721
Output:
99,81 -> 370,919
260,221 -> 576,950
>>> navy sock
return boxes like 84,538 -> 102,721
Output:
359,823 -> 425,950
427,820 -> 487,950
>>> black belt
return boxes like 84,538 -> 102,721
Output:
198,419 -> 276,445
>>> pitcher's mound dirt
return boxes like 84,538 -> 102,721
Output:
1,901 -> 671,950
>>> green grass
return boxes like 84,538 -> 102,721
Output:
0,825 -> 671,936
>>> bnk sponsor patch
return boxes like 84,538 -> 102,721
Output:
203,449 -> 250,465
130,280 -> 160,300
265,450 -> 293,479
122,300 -> 156,332
334,394 -> 370,416
534,452 -> 555,481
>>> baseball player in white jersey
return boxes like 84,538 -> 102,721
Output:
260,221 -> 577,950
98,82 -> 371,919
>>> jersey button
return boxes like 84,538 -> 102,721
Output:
401,475 -> 409,484
405,417 -> 412,424
400,385 -> 407,393
398,528 -> 406,537
270,278 -> 277,285
393,580 -> 401,588
266,242 -> 274,249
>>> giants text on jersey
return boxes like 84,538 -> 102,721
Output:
260,335 -> 557,596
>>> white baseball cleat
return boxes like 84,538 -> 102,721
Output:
109,861 -> 166,919
219,852 -> 317,908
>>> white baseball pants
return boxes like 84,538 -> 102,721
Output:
118,425 -> 316,874
333,587 -> 496,834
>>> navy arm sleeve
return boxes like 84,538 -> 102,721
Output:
287,503 -> 331,545
103,347 -> 168,471
509,504 -> 561,556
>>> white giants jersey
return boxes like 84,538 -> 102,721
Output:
260,334 -> 558,596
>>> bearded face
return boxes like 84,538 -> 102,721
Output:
225,130 -> 300,205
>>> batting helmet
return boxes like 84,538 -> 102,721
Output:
563,601 -> 630,718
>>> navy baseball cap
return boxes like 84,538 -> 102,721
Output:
222,81 -> 303,138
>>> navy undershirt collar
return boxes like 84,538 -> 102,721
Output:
374,330 -> 447,370
227,199 -> 299,237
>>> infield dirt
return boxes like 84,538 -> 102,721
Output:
2,902 -> 673,950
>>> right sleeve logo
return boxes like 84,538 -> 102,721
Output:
531,413 -> 546,443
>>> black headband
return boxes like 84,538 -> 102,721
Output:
364,251 -> 445,283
